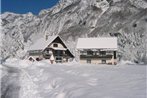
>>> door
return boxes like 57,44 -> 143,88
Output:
55,50 -> 63,63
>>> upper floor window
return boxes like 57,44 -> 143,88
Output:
80,51 -> 87,55
53,43 -> 58,47
87,51 -> 93,56
100,51 -> 106,56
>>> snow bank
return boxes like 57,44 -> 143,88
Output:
4,58 -> 32,68
118,60 -> 136,65
1,60 -> 146,98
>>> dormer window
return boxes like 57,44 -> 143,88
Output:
53,43 -> 58,47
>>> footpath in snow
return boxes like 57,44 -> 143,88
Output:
0,59 -> 147,98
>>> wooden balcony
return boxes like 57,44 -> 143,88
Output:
80,55 -> 113,59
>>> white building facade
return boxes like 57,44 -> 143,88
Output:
76,37 -> 117,65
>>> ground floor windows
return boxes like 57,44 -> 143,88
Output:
101,60 -> 106,64
87,59 -> 91,64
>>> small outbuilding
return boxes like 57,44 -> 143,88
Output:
27,35 -> 74,63
76,37 -> 117,65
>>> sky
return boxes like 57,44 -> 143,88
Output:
1,0 -> 59,15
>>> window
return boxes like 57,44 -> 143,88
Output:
53,43 -> 58,47
102,60 -> 106,64
114,51 -> 116,59
87,59 -> 91,64
80,51 -> 87,55
29,50 -> 42,55
100,51 -> 106,56
87,51 -> 93,56
106,51 -> 112,55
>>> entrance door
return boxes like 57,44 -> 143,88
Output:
55,57 -> 62,63
55,50 -> 63,63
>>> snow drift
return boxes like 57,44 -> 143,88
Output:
0,59 -> 146,98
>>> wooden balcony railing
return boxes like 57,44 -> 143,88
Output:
80,55 -> 113,59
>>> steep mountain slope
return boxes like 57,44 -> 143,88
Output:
1,0 -> 147,63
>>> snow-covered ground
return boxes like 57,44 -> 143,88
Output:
0,59 -> 147,98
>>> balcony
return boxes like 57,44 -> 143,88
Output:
80,54 -> 113,59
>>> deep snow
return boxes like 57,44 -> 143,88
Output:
0,59 -> 147,98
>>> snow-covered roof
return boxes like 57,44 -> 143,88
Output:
76,37 -> 117,50
28,36 -> 58,51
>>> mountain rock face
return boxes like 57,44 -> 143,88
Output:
1,0 -> 147,64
